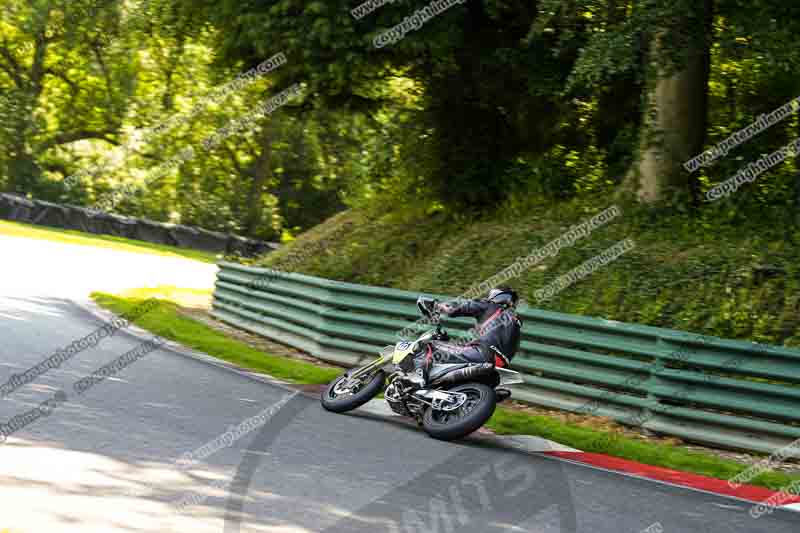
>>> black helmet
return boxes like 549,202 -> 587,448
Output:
487,286 -> 518,308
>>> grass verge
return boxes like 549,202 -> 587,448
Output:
257,205 -> 800,347
0,219 -> 218,263
92,289 -> 341,385
487,407 -> 797,491
93,289 -> 800,491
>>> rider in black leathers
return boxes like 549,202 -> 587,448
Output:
408,286 -> 522,387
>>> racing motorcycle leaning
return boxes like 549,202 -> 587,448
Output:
320,296 -> 523,441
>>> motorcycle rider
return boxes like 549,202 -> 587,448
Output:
405,286 -> 522,388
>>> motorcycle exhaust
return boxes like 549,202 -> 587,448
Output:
430,363 -> 494,386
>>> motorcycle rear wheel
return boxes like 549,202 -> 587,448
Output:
321,370 -> 386,413
422,383 -> 496,441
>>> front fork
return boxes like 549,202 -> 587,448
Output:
344,354 -> 392,385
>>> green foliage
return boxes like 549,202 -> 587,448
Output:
259,198 -> 800,348
0,0 -> 360,239
2,0 -> 800,243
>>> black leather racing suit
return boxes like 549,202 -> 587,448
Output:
414,299 -> 522,381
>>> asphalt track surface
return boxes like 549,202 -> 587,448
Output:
0,234 -> 798,532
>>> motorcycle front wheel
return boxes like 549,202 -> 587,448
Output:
422,383 -> 496,441
320,369 -> 386,413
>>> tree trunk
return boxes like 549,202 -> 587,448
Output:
243,128 -> 273,237
5,8 -> 51,195
5,92 -> 40,194
6,148 -> 41,194
625,1 -> 713,203
793,119 -> 800,237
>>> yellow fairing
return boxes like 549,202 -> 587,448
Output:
392,341 -> 416,364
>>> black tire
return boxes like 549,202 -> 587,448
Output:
321,370 -> 386,413
422,383 -> 496,441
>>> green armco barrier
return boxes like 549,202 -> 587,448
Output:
212,261 -> 800,454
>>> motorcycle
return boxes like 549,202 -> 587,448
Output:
320,296 -> 524,441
